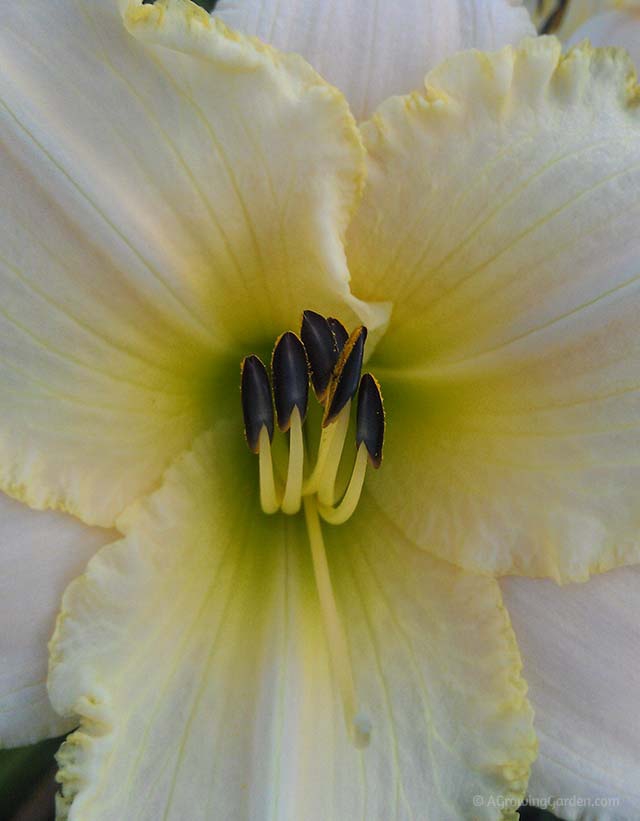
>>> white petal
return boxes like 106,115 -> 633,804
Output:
332,493 -> 537,819
348,38 -> 640,580
502,568 -> 640,819
0,0 -> 383,527
568,10 -> 640,66
214,0 -> 535,119
0,493 -> 113,748
48,427 -> 535,820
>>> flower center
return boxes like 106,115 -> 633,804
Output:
240,309 -> 385,748
240,309 -> 384,521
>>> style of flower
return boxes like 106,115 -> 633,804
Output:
1,1 -> 640,819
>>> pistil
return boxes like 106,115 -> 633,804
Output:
304,495 -> 371,749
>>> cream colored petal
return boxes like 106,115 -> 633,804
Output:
214,0 -> 535,120
0,0 -> 383,527
502,568 -> 640,818
48,426 -> 534,820
568,9 -> 640,67
348,37 -> 640,580
0,493 -> 113,748
331,492 -> 537,820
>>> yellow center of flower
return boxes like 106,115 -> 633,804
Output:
240,310 -> 385,748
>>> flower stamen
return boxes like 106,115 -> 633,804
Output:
272,332 -> 309,515
240,312 -> 385,747
258,426 -> 280,514
301,421 -> 337,496
316,400 -> 351,507
240,314 -> 384,521
317,442 -> 368,525
318,373 -> 385,524
322,325 -> 367,427
281,405 -> 305,514
241,355 -> 280,514
301,309 -> 344,403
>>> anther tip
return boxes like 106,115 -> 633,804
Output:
301,310 -> 343,403
271,331 -> 309,432
241,354 -> 274,453
327,316 -> 349,351
302,308 -> 324,323
356,373 -> 384,468
323,326 -> 367,427
241,353 -> 259,370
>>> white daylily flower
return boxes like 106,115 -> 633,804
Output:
0,0 -> 639,819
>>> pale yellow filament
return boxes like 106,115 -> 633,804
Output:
281,407 -> 304,515
318,443 -> 368,525
258,426 -> 280,514
316,402 -> 351,507
302,421 -> 337,496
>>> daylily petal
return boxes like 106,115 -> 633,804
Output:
0,493 -> 113,748
49,427 -> 535,820
567,9 -> 640,66
214,0 -> 535,120
502,568 -> 640,818
0,0 -> 381,527
331,493 -> 537,819
348,37 -> 640,580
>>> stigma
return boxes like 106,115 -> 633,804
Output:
240,310 -> 384,522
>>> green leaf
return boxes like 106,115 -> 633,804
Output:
0,737 -> 63,819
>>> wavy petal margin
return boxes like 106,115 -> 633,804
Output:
215,0 -> 534,119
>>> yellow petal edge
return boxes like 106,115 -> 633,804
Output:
119,0 -> 368,234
